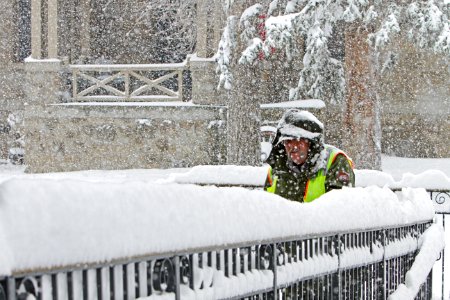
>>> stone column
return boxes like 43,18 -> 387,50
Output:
0,0 -> 16,159
189,55 -> 226,105
79,0 -> 91,60
27,0 -> 62,105
31,0 -> 42,58
47,0 -> 58,58
24,59 -> 61,108
211,0 -> 226,56
195,0 -> 208,57
25,0 -> 63,171
24,59 -> 61,172
190,0 -> 227,105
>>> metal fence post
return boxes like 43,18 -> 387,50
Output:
6,278 -> 15,300
382,229 -> 387,300
273,243 -> 278,300
442,214 -> 445,300
174,256 -> 180,300
333,234 -> 342,300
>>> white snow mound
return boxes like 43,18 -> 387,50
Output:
0,178 -> 434,276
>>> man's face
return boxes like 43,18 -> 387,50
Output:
283,138 -> 310,165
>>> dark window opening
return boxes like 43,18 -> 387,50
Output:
16,0 -> 31,62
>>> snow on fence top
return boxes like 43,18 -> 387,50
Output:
163,165 -> 450,190
0,175 -> 434,277
161,165 -> 269,186
260,99 -> 326,109
356,169 -> 450,190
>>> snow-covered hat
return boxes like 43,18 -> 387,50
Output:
277,109 -> 324,143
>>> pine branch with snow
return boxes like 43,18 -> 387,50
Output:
369,6 -> 401,50
216,16 -> 238,90
293,23 -> 345,103
216,0 -> 449,100
240,4 -> 264,42
405,0 -> 450,54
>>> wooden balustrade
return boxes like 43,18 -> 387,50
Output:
69,62 -> 188,102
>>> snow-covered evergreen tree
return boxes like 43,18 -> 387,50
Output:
216,0 -> 449,169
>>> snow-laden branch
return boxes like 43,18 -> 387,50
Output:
215,0 -> 449,100
406,0 -> 450,53
370,11 -> 401,50
239,38 -> 264,65
216,16 -> 238,90
240,4 -> 264,43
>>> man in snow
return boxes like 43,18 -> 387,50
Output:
265,109 -> 355,202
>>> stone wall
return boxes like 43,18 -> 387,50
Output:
0,0 -> 27,160
0,0 -> 30,161
24,104 -> 227,173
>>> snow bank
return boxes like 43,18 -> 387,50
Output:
356,169 -> 450,190
388,224 -> 445,300
0,176 -> 434,276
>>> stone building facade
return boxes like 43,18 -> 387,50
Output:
0,0 -> 448,172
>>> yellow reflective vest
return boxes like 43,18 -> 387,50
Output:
266,146 -> 353,202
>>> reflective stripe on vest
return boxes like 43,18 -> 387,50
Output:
266,166 -> 277,193
303,147 -> 352,203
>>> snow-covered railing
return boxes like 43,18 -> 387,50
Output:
69,62 -> 188,102
0,223 -> 435,300
0,173 -> 444,300
356,169 -> 450,214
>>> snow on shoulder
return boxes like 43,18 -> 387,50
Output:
0,176 -> 435,276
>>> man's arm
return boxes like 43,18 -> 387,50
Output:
325,154 -> 355,191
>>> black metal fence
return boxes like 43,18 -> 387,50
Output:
0,222 -> 433,300
429,190 -> 450,300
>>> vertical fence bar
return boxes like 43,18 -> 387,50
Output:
273,243 -> 278,300
7,278 -> 16,300
382,230 -> 387,300
174,256 -> 180,300
442,214 -> 445,300
336,234 -> 342,300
